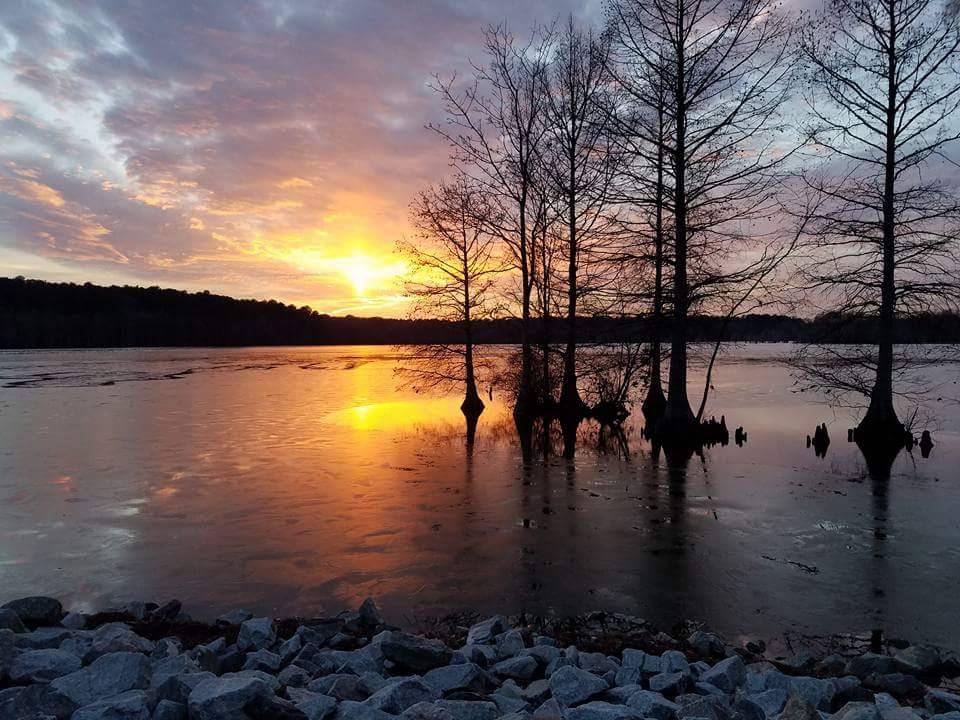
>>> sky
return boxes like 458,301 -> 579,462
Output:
0,0 -> 598,316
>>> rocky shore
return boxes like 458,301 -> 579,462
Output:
2,596 -> 959,720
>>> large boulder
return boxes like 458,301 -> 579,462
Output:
84,623 -> 155,661
8,648 -> 81,683
926,691 -> 960,715
153,699 -> 188,720
423,663 -> 489,695
779,694 -> 821,720
566,701 -> 645,720
50,651 -> 151,707
374,631 -> 452,673
0,682 -> 77,720
365,679 -> 438,714
625,690 -> 680,720
493,656 -> 538,682
746,689 -> 787,717
648,672 -> 692,698
0,609 -> 26,634
661,652 -> 690,674
847,655 -> 898,679
550,665 -> 610,708
188,674 -> 275,720
466,617 -> 507,646
894,646 -> 941,677
1,597 -> 62,628
72,689 -> 150,720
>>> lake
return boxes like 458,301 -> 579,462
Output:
0,344 -> 957,647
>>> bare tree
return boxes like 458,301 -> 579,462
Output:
798,0 -> 960,449
607,0 -> 797,441
397,176 -> 503,417
429,25 -> 552,425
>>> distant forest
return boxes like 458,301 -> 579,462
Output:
1,277 -> 959,349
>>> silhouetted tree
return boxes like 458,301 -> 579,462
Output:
397,177 -> 504,416
798,0 -> 960,448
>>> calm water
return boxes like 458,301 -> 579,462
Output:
0,344 -> 958,646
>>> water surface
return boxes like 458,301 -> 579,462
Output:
0,344 -> 957,646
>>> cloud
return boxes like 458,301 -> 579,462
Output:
0,0 -> 593,314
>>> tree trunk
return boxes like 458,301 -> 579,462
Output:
559,161 -> 583,457
643,118 -> 667,424
515,193 -> 536,427
857,2 -> 903,449
461,257 -> 485,419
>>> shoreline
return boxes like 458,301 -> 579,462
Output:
2,596 -> 960,720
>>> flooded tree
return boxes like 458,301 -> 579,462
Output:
606,0 -> 797,442
398,177 -> 504,419
798,0 -> 960,451
430,25 -> 553,428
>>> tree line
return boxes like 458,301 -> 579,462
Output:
398,0 -> 960,455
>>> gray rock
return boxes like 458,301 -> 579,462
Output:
435,699 -> 499,720
676,696 -> 732,720
732,698 -> 765,720
493,655 -> 538,682
216,609 -> 254,626
566,700 -> 646,720
520,678 -> 552,706
535,636 -> 556,647
374,631 -> 452,673
85,622 -> 155,661
237,617 -> 276,652
874,693 -> 899,710
662,651 -> 691,674
0,683 -> 77,720
150,655 -> 200,693
816,655 -> 849,676
244,693 -> 311,719
689,661 -> 711,679
58,612 -> 86,632
72,689 -> 150,720
152,699 -> 187,720
457,644 -> 497,668
402,700 -> 457,720
0,609 -> 26,634
880,709 -> 922,720
312,674 -> 368,701
930,714 -> 960,720
365,678 -> 438,714
847,655 -> 898,679
14,626 -> 76,650
649,671 -> 693,698
423,663 -> 488,694
153,670 -> 217,705
297,693 -> 337,720
544,656 -> 574,677
1,597 -> 62,628
779,694 -> 820,720
622,650 -> 646,670
280,635 -> 304,665
497,630 -> 527,659
279,665 -> 312,688
9,648 -> 81,683
625,690 -> 680,720
490,691 -> 529,714
0,629 -> 13,678
550,665 -> 610,707
694,683 -> 724,697
835,701 -> 882,720
870,673 -> 924,698
466,617 -> 507,646
603,684 -> 643,704
926,691 -> 960,715
335,699 -> 403,720
687,632 -> 726,658
533,698 -> 564,720
698,656 -> 745,692
358,598 -> 384,629
521,645 -> 562,667
746,689 -> 787,717
615,666 -> 642,687
187,674 -> 274,720
50,651 -> 151,707
893,646 -> 941,677
580,652 -> 619,676
243,648 -> 282,672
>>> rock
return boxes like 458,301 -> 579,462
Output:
153,699 -> 188,720
834,701 -> 882,720
244,649 -> 282,673
787,676 -> 836,711
521,645 -> 562,667
869,673 -> 924,698
580,652 -> 619,676
0,682 -> 77,720
698,656 -> 745,692
1,597 -> 62,628
0,629 -> 13,678
297,694 -> 338,720
8,649 -> 82,683
817,655 -> 850,676
649,672 -> 693,698
365,678 -> 438,714
622,650 -> 646,669
615,667 -> 642,687
848,655 -> 898,679
310,674 -> 368,702
457,644 -> 497,668
14,626 -> 76,650
746,689 -> 787,717
832,685 -> 875,712
150,655 -> 200,693
336,699 -> 403,720
894,646 -> 941,677
493,656 -> 538,682
244,693 -> 310,719
497,630 -> 527,659
374,631 -> 452,673
675,696 -> 732,720
435,700 -> 500,720
550,665 -> 610,708
216,609 -> 254,626
85,622 -> 155,661
625,690 -> 680,720
662,651 -> 690,674
926,691 -> 960,714
72,689 -> 150,720
880,709 -> 922,720
357,598 -> 384,629
402,701 -> 457,720
238,617 -> 276,652
153,671 -> 217,705
930,714 -> 960,720
491,691 -> 529,714
466,617 -> 507,646
687,632 -> 726,658
520,679 -> 552,705
779,694 -> 821,720
533,698 -> 564,720
0,609 -> 26,634
689,661 -> 710,679
566,701 -> 646,720
188,674 -> 274,720
279,665 -> 312,688
535,636 -> 556,647
50,651 -> 151,707
423,663 -> 488,694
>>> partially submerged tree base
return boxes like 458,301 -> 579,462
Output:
853,412 -> 907,457
460,390 -> 486,419
641,382 -> 667,426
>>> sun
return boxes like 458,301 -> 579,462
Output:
335,254 -> 407,298
342,259 -> 373,296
